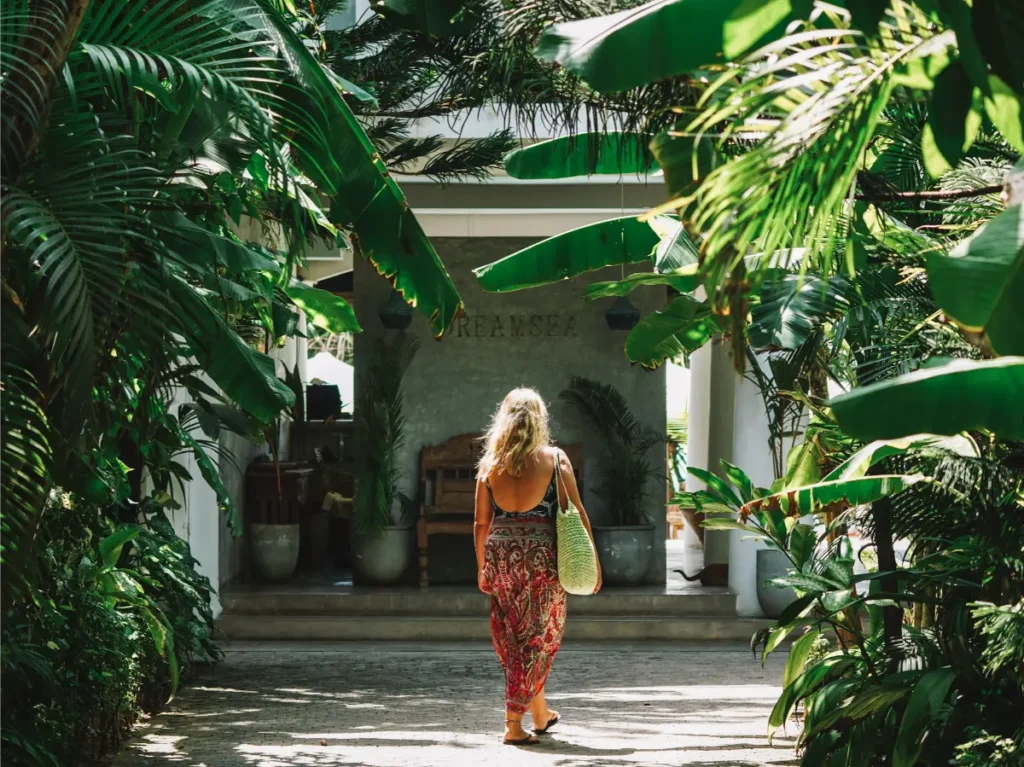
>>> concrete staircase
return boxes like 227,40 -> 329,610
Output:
216,585 -> 769,642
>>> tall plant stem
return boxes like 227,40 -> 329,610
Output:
872,497 -> 902,647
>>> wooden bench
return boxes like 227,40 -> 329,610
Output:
417,433 -> 582,588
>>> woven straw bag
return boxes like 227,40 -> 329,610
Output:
554,452 -> 599,595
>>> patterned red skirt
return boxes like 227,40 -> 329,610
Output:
483,515 -> 567,713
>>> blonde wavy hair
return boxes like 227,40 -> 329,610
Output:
477,388 -> 551,479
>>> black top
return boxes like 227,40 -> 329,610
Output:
487,466 -> 558,519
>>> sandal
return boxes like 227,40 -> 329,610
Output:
534,712 -> 559,734
504,720 -> 540,746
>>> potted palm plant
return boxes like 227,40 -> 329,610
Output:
560,376 -> 662,586
351,332 -> 419,585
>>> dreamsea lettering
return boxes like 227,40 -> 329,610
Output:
454,314 -> 579,338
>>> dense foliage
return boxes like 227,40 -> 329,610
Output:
0,0 -> 480,762
443,0 -> 1023,763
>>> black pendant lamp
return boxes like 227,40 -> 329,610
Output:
379,289 -> 413,330
605,296 -> 641,330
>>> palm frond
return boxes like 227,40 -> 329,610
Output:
677,2 -> 943,300
0,362 -> 54,606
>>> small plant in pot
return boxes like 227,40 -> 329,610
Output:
351,332 -> 418,585
673,459 -> 800,617
560,376 -> 661,586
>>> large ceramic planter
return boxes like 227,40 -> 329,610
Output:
593,525 -> 655,586
757,548 -> 798,618
251,523 -> 300,582
352,525 -> 413,585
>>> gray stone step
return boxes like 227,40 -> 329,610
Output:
220,586 -> 737,618
215,614 -> 770,642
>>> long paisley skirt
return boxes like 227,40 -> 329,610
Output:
483,515 -> 567,713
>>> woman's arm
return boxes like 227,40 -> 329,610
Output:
474,478 -> 493,591
555,449 -> 603,592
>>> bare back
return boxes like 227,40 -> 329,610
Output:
486,446 -> 559,513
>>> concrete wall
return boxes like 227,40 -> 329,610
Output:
354,237 -> 668,584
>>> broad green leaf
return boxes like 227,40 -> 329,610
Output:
248,0 -> 463,336
744,475 -> 924,517
970,0 -> 1024,101
285,280 -> 362,333
720,460 -> 755,503
323,66 -> 377,106
784,630 -> 820,688
584,269 -> 701,300
99,526 -> 141,568
688,466 -> 743,508
922,60 -> 975,177
788,523 -> 817,571
749,274 -> 847,350
723,0 -> 795,59
625,296 -> 720,369
649,129 -> 718,201
782,441 -> 822,490
984,75 -> 1024,153
169,272 -> 294,421
808,686 -> 910,739
893,668 -> 957,767
535,0 -> 810,93
375,0 -> 477,37
927,204 -> 1024,356
769,655 -> 858,732
158,213 -> 278,274
504,132 -> 655,179
830,358 -> 1024,440
653,222 -> 701,273
474,216 -> 662,293
824,434 -> 979,482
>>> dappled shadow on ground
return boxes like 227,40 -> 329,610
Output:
112,644 -> 797,767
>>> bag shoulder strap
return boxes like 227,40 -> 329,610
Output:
553,448 -> 568,512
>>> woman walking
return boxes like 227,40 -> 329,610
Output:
474,388 -> 601,745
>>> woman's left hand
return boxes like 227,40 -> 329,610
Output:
593,563 -> 603,594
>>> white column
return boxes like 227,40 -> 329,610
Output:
728,355 -> 775,617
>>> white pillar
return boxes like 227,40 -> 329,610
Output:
727,354 -> 775,617
684,339 -> 734,578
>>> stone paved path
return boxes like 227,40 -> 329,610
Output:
113,642 -> 798,767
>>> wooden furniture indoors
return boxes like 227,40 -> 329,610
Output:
417,433 -> 583,588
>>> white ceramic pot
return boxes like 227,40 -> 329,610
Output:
251,523 -> 300,582
757,548 -> 799,618
352,525 -> 414,585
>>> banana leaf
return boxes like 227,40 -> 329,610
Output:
583,268 -> 701,300
749,274 -> 848,350
830,357 -> 1024,441
742,474 -> 925,518
503,132 -> 656,179
249,0 -> 463,336
927,203 -> 1024,356
624,295 -> 720,368
474,216 -> 665,293
285,279 -> 361,333
649,128 -> 718,201
534,0 -> 812,93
